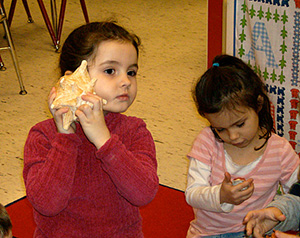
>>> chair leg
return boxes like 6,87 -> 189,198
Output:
0,54 -> 6,71
57,0 -> 67,46
50,0 -> 58,36
21,0 -> 34,23
37,0 -> 59,50
0,5 -> 27,94
36,0 -> 89,51
80,0 -> 89,23
8,0 -> 33,27
7,0 -> 17,27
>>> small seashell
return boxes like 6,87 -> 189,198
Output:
232,178 -> 248,191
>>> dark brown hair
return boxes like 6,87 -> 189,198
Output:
193,54 -> 275,149
59,21 -> 141,76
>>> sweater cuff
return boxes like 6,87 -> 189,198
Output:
51,132 -> 82,149
95,134 -> 120,161
217,184 -> 234,213
266,195 -> 300,233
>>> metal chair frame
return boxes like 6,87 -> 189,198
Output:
36,0 -> 89,50
0,0 -> 27,95
6,0 -> 89,51
7,0 -> 34,27
0,0 -> 89,94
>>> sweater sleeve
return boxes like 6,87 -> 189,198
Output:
23,122 -> 82,216
185,158 -> 234,212
267,194 -> 300,233
279,138 -> 300,190
95,119 -> 159,207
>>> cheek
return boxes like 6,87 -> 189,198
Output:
214,131 -> 227,142
218,133 -> 229,142
130,81 -> 137,95
93,82 -> 109,98
131,85 -> 137,97
248,118 -> 260,135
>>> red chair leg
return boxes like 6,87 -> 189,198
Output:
80,0 -> 89,23
37,0 -> 58,49
21,0 -> 34,23
35,0 -> 89,51
57,0 -> 66,46
7,0 -> 17,27
0,54 -> 6,71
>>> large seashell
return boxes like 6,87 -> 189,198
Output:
51,60 -> 97,130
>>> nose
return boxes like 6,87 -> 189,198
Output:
227,129 -> 239,141
120,73 -> 131,88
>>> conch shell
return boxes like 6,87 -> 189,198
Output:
51,60 -> 97,130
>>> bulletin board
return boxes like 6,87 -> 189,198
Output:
212,0 -> 300,155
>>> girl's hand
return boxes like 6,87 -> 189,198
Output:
220,172 -> 254,205
48,87 -> 75,134
76,93 -> 111,149
272,230 -> 298,238
243,207 -> 286,238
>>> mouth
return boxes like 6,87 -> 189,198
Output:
116,94 -> 129,101
232,141 -> 245,147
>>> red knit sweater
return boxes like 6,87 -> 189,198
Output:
23,112 -> 159,237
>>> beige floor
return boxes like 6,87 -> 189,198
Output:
0,0 -> 208,205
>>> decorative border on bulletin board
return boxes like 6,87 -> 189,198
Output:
228,0 -> 300,154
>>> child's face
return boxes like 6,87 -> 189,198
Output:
205,106 -> 261,149
87,40 -> 138,114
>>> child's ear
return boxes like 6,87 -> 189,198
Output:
257,95 -> 264,112
64,70 -> 73,76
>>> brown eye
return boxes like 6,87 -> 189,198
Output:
237,122 -> 245,128
104,69 -> 115,75
127,70 -> 137,77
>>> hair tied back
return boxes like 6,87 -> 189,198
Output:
212,63 -> 219,67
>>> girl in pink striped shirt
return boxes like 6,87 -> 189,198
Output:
185,55 -> 299,238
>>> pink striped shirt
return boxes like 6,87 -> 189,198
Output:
187,127 -> 300,236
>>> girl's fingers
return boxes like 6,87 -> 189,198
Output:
274,230 -> 297,238
48,87 -> 57,107
76,104 -> 93,119
81,93 -> 106,111
55,107 -> 69,116
53,107 -> 70,125
52,107 -> 75,134
48,87 -> 56,99
223,172 -> 232,184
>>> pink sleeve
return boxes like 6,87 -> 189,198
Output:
280,138 -> 300,185
187,127 -> 217,167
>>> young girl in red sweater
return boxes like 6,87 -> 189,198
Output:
23,21 -> 159,237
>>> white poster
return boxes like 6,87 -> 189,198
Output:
227,0 -> 300,155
